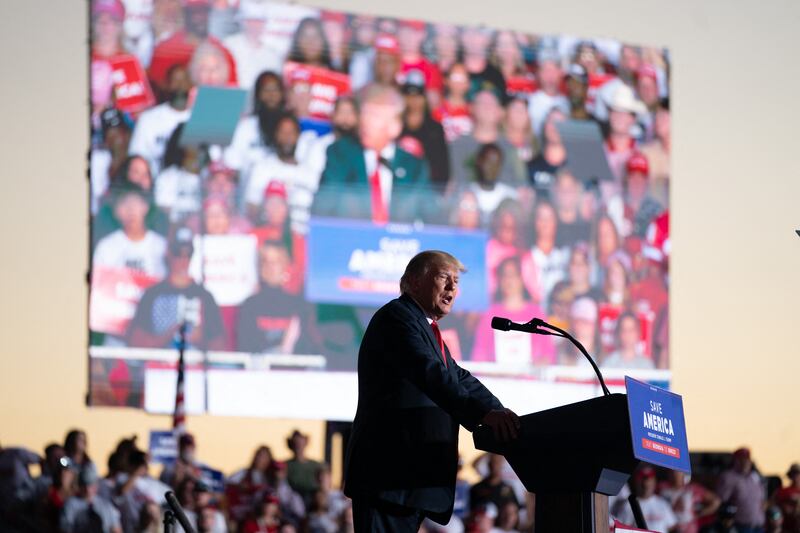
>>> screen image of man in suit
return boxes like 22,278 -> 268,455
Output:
312,83 -> 432,224
344,250 -> 521,532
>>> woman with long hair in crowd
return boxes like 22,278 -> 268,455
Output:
399,70 -> 450,188
601,310 -> 653,369
155,122 -> 205,223
503,96 -> 538,166
490,30 -> 536,95
486,199 -> 530,298
433,63 -> 474,143
521,199 -> 566,309
471,256 -> 555,364
592,214 -> 621,283
527,106 -> 567,194
63,430 -> 95,480
287,17 -> 333,69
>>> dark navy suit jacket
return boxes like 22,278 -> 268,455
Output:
343,293 -> 502,524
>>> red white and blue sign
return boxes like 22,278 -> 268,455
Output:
306,217 -> 489,310
625,376 -> 691,473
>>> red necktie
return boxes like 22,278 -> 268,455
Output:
431,320 -> 447,367
369,159 -> 388,224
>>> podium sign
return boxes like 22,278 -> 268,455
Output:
625,377 -> 690,473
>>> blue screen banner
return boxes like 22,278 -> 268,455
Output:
625,376 -> 691,473
306,217 -> 489,310
148,430 -> 177,465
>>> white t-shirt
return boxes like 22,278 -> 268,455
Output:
612,494 -> 677,533
222,32 -> 285,91
469,182 -> 519,224
90,149 -> 111,215
530,244 -> 569,307
129,102 -> 191,176
246,155 -> 318,234
92,229 -> 167,278
527,90 -> 569,139
155,166 -> 201,222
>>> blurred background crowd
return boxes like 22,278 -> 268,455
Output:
89,0 -> 672,407
1,429 -> 797,532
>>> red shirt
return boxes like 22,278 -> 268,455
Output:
401,57 -> 443,91
432,101 -> 472,142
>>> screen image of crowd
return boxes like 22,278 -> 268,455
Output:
88,0 -> 672,407
2,429 -> 797,533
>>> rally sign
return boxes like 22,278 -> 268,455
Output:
625,376 -> 690,473
188,234 -> 258,306
107,55 -> 156,114
89,266 -> 160,335
148,430 -> 178,465
306,218 -> 489,310
283,61 -> 351,121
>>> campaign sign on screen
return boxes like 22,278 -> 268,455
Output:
625,376 -> 690,473
306,218 -> 489,310
149,430 -> 177,465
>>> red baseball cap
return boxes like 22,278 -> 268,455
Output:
626,152 -> 649,176
374,34 -> 400,55
321,10 -> 347,24
93,0 -> 125,21
634,466 -> 656,480
264,180 -> 288,200
399,19 -> 426,32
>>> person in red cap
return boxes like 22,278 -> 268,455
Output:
147,0 -> 238,92
242,493 -> 282,533
91,0 -> 154,114
716,448 -> 767,532
397,19 -> 443,109
619,151 -> 664,239
612,466 -> 678,533
372,34 -> 402,87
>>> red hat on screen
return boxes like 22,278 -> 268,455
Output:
399,19 -> 426,32
264,180 -> 288,200
93,0 -> 125,21
637,64 -> 658,83
208,161 -> 236,177
733,447 -> 751,460
634,466 -> 656,480
626,152 -> 650,176
374,34 -> 400,55
321,10 -> 347,24
263,493 -> 280,504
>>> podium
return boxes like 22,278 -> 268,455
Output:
473,393 -> 638,533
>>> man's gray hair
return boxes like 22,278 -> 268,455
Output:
358,83 -> 405,116
399,250 -> 466,294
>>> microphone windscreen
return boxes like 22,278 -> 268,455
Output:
491,317 -> 511,331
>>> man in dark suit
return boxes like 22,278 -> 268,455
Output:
312,83 -> 433,224
344,250 -> 520,532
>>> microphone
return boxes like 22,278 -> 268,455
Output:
491,316 -> 611,396
165,491 -> 196,533
491,316 -> 545,334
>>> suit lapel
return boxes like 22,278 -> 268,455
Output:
400,295 -> 447,368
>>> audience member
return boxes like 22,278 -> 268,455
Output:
773,463 -> 800,533
717,448 -> 767,533
527,50 -> 569,138
658,470 -> 721,533
223,1 -> 284,90
148,0 -> 237,90
469,144 -> 519,224
126,227 -> 226,350
613,466 -> 678,533
434,63 -> 474,142
400,69 -> 450,188
60,467 -> 122,533
314,84 -> 431,224
285,430 -> 322,507
601,311 -> 653,369
469,454 -> 520,512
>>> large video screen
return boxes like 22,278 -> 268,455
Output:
88,0 -> 671,418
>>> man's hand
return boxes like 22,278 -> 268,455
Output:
481,408 -> 521,442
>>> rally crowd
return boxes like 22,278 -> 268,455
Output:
89,0 -> 672,403
1,429 -> 798,533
